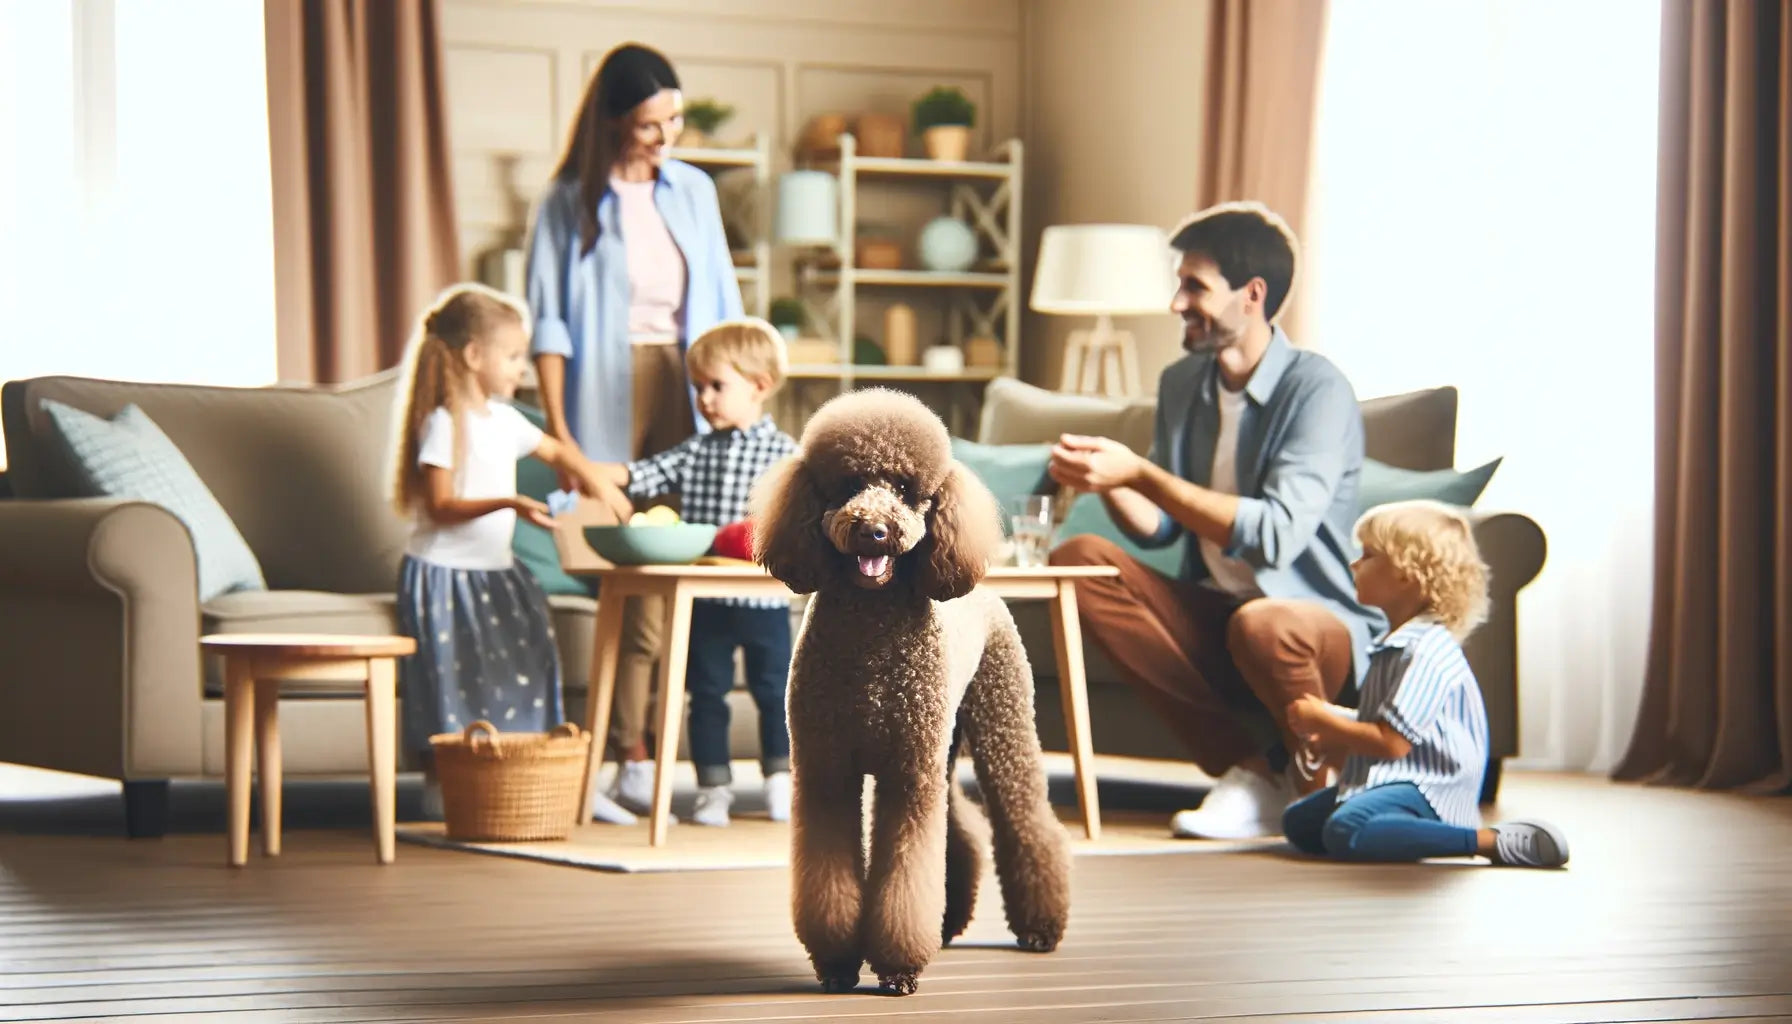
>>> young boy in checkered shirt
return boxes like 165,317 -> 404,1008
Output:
594,318 -> 799,827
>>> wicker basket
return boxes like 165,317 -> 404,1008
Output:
429,721 -> 590,841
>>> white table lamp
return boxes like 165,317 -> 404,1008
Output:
1030,224 -> 1175,396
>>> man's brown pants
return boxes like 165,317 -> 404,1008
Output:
1049,535 -> 1354,777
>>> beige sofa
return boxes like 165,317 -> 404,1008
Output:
0,370 -> 1543,836
977,377 -> 1546,799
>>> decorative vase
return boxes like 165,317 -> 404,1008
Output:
966,336 -> 1002,368
922,124 -> 970,161
774,171 -> 839,247
884,304 -> 918,365
918,217 -> 978,272
855,113 -> 905,158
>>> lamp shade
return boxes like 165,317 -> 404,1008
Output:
774,170 -> 839,246
1029,224 -> 1175,315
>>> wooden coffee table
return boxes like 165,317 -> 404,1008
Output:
569,562 -> 1119,846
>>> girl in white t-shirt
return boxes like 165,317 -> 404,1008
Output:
390,284 -> 623,815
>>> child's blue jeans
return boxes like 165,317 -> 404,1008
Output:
1283,782 -> 1480,861
685,603 -> 792,787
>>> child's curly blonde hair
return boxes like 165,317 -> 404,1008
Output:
1354,499 -> 1490,640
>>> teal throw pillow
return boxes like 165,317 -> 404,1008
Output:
950,438 -> 1054,507
1357,456 -> 1502,515
509,401 -> 592,596
40,399 -> 266,602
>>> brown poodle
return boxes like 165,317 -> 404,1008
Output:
751,388 -> 1071,996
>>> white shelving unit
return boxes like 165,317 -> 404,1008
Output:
668,134 -> 772,320
787,134 -> 1023,393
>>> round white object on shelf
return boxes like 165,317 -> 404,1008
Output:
922,344 -> 964,372
917,217 -> 978,272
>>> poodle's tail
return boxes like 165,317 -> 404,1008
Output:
942,725 -> 988,946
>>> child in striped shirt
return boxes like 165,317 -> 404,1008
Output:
1282,500 -> 1570,867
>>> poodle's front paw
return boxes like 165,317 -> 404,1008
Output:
1014,926 -> 1062,953
814,960 -> 861,993
876,969 -> 920,995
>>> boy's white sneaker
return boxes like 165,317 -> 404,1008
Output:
611,759 -> 654,814
586,789 -> 638,826
764,771 -> 793,822
1170,766 -> 1294,839
692,785 -> 733,827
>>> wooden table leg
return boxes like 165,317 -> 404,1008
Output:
253,677 -> 283,857
364,657 -> 397,864
649,582 -> 694,847
224,657 -> 255,866
1048,581 -> 1101,840
577,586 -> 629,825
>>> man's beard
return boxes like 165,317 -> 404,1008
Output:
1182,317 -> 1239,353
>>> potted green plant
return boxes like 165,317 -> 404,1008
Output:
769,297 -> 807,340
681,98 -> 734,148
910,86 -> 975,161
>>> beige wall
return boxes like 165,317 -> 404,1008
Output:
1020,0 -> 1210,392
440,0 -> 1210,394
440,0 -> 1023,292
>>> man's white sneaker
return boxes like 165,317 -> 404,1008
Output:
1170,766 -> 1295,839
611,759 -> 654,814
764,771 -> 792,822
692,785 -> 733,827
587,789 -> 638,826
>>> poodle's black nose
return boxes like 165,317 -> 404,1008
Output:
858,522 -> 889,543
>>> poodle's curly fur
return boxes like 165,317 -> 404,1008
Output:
751,389 -> 1071,996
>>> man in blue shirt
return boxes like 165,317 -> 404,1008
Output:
1049,202 -> 1384,840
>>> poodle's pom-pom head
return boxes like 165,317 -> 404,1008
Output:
797,389 -> 953,497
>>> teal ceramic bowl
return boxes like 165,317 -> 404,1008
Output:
583,523 -> 719,566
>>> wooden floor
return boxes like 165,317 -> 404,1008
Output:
2,768 -> 1790,1022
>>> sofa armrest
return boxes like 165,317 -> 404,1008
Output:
1464,510 -> 1547,759
0,498 -> 204,778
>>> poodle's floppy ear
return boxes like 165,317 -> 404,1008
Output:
911,460 -> 1003,602
750,454 -> 832,595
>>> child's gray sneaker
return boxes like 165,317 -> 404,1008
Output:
1491,819 -> 1570,867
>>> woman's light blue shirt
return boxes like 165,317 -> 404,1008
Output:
524,160 -> 743,462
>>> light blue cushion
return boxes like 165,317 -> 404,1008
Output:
1057,491 -> 1186,578
40,399 -> 266,601
950,438 -> 1054,506
1358,456 -> 1502,515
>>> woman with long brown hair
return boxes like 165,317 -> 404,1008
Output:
524,43 -> 742,823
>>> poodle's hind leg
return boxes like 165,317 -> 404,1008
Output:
962,625 -> 1072,953
942,725 -> 986,946
791,765 -> 867,991
862,759 -> 949,994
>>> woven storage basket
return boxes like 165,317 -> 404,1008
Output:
429,721 -> 590,841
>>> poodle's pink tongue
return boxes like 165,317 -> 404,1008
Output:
857,555 -> 890,578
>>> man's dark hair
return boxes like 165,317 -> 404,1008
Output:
1169,201 -> 1299,322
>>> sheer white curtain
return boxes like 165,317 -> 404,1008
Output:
1,0 -> 276,397
1304,0 -> 1661,771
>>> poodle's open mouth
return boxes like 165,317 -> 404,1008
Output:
840,547 -> 899,589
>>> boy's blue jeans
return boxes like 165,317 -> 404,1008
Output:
1283,782 -> 1480,861
685,603 -> 791,788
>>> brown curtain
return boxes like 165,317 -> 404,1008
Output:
1197,0 -> 1330,342
1615,0 -> 1791,793
264,0 -> 461,384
